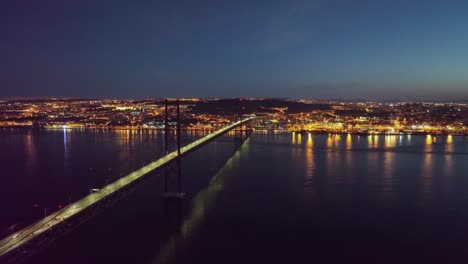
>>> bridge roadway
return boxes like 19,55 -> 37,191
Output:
0,117 -> 254,258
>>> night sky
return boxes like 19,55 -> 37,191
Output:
2,0 -> 468,100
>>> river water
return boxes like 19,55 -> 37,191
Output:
1,129 -> 468,263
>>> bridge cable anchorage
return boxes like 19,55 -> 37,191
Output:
161,98 -> 185,199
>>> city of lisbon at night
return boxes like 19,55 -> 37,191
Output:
4,0 -> 468,263
1,98 -> 467,135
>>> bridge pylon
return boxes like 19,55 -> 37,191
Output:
233,117 -> 254,145
162,98 -> 185,199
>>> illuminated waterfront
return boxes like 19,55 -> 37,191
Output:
1,99 -> 467,136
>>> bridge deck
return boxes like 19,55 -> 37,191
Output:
0,118 -> 253,257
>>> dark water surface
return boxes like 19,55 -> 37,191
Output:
2,129 -> 468,263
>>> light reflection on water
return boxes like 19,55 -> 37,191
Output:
445,136 -> 453,177
287,133 -> 460,208
305,134 -> 314,178
345,134 -> 352,150
421,135 -> 433,200
382,151 -> 394,199
304,134 -> 314,201
146,132 -> 468,263
153,139 -> 250,264
25,130 -> 36,170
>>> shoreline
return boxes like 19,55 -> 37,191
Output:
1,126 -> 466,136
291,130 -> 468,136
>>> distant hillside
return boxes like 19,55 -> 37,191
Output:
1,98 -> 94,104
190,99 -> 332,115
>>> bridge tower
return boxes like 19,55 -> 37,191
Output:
162,99 -> 185,198
233,98 -> 245,143
233,98 -> 255,143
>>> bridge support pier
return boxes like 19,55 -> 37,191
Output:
162,99 -> 185,199
234,118 -> 254,145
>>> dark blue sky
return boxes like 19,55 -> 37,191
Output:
2,0 -> 468,100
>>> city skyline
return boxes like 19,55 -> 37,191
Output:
1,98 -> 466,136
2,0 -> 468,100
